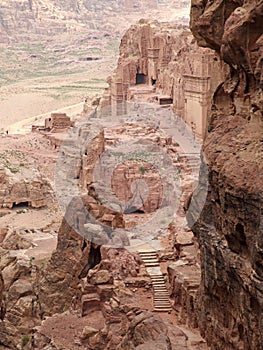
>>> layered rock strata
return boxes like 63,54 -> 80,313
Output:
188,1 -> 263,349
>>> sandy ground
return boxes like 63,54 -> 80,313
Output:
0,65 -> 111,132
0,6 -> 190,132
8,102 -> 84,134
0,93 -> 80,131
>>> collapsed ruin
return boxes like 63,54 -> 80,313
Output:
32,113 -> 74,134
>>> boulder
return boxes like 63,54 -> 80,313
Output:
80,326 -> 99,341
2,231 -> 32,250
81,293 -> 101,316
90,270 -> 113,285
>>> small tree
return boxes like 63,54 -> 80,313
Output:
139,165 -> 147,175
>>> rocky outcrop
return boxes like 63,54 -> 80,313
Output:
37,215 -> 92,316
56,125 -> 126,231
0,273 -> 4,320
117,311 -> 207,350
105,20 -> 226,138
37,201 -> 138,316
188,1 -> 263,349
111,160 -> 163,214
0,247 -> 38,349
0,167 -> 53,209
59,114 -> 194,231
0,201 -> 138,348
168,229 -> 201,329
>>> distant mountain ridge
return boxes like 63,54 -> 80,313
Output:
0,0 -> 112,40
0,0 -> 190,42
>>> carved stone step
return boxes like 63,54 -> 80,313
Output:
138,249 -> 172,312
153,308 -> 172,312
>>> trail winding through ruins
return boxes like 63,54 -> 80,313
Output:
7,102 -> 84,134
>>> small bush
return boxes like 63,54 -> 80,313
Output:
21,336 -> 30,347
139,165 -> 147,175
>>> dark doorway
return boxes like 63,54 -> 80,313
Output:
12,201 -> 30,208
151,77 -> 156,85
133,209 -> 145,214
78,244 -> 101,278
136,73 -> 146,85
124,206 -> 145,214
159,97 -> 173,105
88,244 -> 101,269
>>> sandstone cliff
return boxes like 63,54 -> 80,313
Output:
188,1 -> 263,349
0,167 -> 53,209
105,20 -> 227,138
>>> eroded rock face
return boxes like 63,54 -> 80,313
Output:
189,1 -> 263,349
37,198 -> 138,317
106,20 -> 226,138
0,273 -> 4,320
37,216 -> 92,316
111,160 -> 163,213
117,312 -> 170,349
0,247 -> 38,349
0,167 -> 53,209
117,311 -> 207,350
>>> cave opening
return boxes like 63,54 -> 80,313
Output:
226,223 -> 247,254
78,244 -> 101,279
12,201 -> 30,208
124,207 -> 145,214
151,77 -> 156,85
88,244 -> 101,270
136,73 -> 146,85
159,97 -> 173,105
235,223 -> 246,244
133,209 -> 145,214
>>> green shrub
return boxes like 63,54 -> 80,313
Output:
139,165 -> 147,175
21,336 -> 30,347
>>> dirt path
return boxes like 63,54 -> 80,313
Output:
7,102 -> 84,134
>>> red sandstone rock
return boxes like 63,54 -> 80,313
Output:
0,167 -> 53,209
80,325 -> 99,342
188,1 -> 263,349
0,228 -> 8,244
111,160 -> 163,213
0,273 -> 4,320
81,293 -> 101,316
96,284 -> 114,301
1,231 -> 32,250
106,20 -> 225,138
89,269 -> 114,285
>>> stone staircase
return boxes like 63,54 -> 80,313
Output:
179,153 -> 201,177
138,250 -> 172,312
